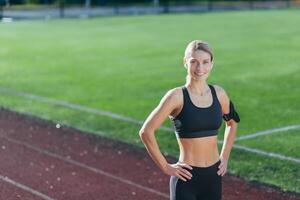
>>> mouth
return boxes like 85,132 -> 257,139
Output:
195,72 -> 206,76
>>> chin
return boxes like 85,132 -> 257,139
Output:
193,75 -> 208,79
192,76 -> 206,81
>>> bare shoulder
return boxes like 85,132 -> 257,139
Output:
212,85 -> 228,99
139,86 -> 183,132
212,84 -> 230,114
162,86 -> 183,106
168,86 -> 183,99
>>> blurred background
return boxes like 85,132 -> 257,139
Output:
1,0 -> 300,19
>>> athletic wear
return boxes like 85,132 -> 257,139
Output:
222,100 -> 240,123
170,84 -> 223,138
170,159 -> 222,200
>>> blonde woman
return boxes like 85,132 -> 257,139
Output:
139,40 -> 240,200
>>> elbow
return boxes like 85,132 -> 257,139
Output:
226,119 -> 238,128
139,128 -> 148,141
139,128 -> 154,142
139,129 -> 146,139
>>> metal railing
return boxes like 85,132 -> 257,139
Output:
1,0 -> 299,20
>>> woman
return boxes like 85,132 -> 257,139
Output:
139,40 -> 240,200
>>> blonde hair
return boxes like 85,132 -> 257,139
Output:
184,40 -> 214,62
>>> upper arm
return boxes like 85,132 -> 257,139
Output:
140,88 -> 181,133
214,85 -> 230,115
213,85 -> 238,125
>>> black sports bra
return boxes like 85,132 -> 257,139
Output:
169,84 -> 223,138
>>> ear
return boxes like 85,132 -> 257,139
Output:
183,57 -> 187,69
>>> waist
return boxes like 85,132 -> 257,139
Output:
182,159 -> 221,175
179,154 -> 220,167
178,137 -> 219,167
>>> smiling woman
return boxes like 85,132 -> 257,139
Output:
183,41 -> 214,89
139,40 -> 240,200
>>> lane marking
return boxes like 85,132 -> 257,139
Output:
217,141 -> 300,164
1,135 -> 169,199
235,124 -> 300,141
0,174 -> 55,200
231,144 -> 300,164
0,86 -> 173,132
1,86 -> 299,164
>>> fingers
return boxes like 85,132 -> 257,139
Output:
217,163 -> 226,176
176,172 -> 187,182
180,163 -> 193,170
178,168 -> 192,180
175,163 -> 193,181
176,170 -> 192,182
218,161 -> 223,169
217,167 -> 223,176
220,169 -> 226,176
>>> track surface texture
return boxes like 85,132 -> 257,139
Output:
0,108 -> 299,200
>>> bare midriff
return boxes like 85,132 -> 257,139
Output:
177,135 -> 220,167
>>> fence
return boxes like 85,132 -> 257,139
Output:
1,0 -> 299,20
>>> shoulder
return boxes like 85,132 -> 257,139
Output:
211,84 -> 230,113
161,86 -> 183,105
212,85 -> 228,99
156,86 -> 184,112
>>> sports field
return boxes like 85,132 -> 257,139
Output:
0,8 -> 299,196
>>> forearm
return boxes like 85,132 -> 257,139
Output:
139,130 -> 168,173
220,122 -> 238,161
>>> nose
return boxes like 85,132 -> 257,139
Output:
196,63 -> 206,72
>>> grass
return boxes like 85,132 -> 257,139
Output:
0,9 -> 299,193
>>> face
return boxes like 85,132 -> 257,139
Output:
184,50 -> 213,81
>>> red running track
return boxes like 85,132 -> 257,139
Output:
0,108 -> 299,200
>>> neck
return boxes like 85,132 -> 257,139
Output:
185,76 -> 209,96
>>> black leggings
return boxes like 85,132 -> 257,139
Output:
169,159 -> 222,200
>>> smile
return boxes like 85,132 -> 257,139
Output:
195,72 -> 206,76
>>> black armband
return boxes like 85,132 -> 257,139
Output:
222,100 -> 240,123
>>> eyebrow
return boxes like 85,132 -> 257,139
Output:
191,58 -> 210,62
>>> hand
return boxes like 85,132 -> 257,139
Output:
164,162 -> 193,182
217,156 -> 228,176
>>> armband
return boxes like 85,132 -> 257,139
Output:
222,100 -> 240,123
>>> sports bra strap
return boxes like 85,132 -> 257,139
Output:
181,86 -> 189,105
208,84 -> 217,100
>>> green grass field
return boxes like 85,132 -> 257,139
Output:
0,9 -> 299,193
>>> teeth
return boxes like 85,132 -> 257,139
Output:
196,72 -> 205,76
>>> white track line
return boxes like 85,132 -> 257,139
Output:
1,135 -> 169,199
0,174 -> 55,200
231,144 -> 300,164
217,141 -> 300,164
0,86 -> 173,132
0,86 -> 299,164
235,124 -> 300,141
